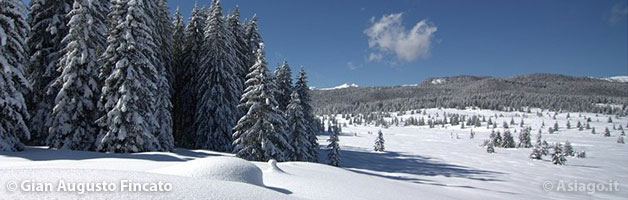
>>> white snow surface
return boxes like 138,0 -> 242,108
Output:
602,76 -> 628,83
1,108 -> 627,199
317,83 -> 359,90
431,78 -> 446,84
151,156 -> 265,186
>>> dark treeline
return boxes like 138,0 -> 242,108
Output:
312,74 -> 628,116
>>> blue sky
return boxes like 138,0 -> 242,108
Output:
23,0 -> 628,87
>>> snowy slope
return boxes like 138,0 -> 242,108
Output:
1,108 -> 627,199
0,168 -> 293,200
318,108 -> 628,200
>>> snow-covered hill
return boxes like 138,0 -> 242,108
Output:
316,83 -> 359,90
2,108 -> 627,199
602,76 -> 628,83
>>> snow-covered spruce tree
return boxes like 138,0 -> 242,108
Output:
96,0 -> 161,153
274,61 -> 293,111
529,146 -> 542,160
152,0 -> 174,84
47,0 -> 108,150
148,0 -> 174,152
535,132 -> 542,147
232,47 -> 292,162
0,0 -> 31,151
198,6 -> 209,30
170,7 -> 186,146
517,127 -> 532,148
295,68 -> 319,161
226,6 -> 250,94
174,3 -> 204,148
501,130 -> 515,148
562,141 -> 574,157
493,131 -> 503,147
285,91 -> 312,161
244,14 -> 263,66
193,0 -> 240,152
26,0 -> 73,145
604,127 -> 611,137
486,143 -> 495,153
618,136 -> 625,144
327,125 -> 340,167
374,129 -> 385,152
551,144 -> 566,165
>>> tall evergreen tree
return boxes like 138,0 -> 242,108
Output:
174,3 -> 204,148
232,47 -> 292,162
517,127 -> 532,148
551,143 -> 566,165
199,6 -> 209,29
226,6 -> 249,94
286,91 -> 311,161
374,129 -> 385,152
274,61 -> 293,111
563,140 -> 574,156
327,125 -> 340,167
171,7 -> 186,147
0,0 -> 31,151
193,0 -> 240,152
295,68 -> 319,161
147,0 -> 174,151
244,14 -> 262,66
501,130 -> 516,148
529,146 -> 542,160
26,0 -> 73,145
47,0 -> 108,150
96,0 -> 161,153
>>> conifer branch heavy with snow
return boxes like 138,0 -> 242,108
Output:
0,0 -> 31,151
295,68 -> 319,161
327,125 -> 341,167
173,3 -> 204,148
286,91 -> 312,161
47,0 -> 108,150
95,0 -> 161,153
274,61 -> 293,111
26,0 -> 73,145
232,46 -> 292,162
193,0 -> 240,152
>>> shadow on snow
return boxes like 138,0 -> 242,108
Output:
0,146 -> 223,162
318,146 -> 518,195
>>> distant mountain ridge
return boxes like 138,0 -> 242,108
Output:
311,73 -> 628,115
314,83 -> 359,90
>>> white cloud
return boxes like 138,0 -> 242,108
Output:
608,3 -> 628,24
346,61 -> 362,70
364,13 -> 437,62
368,53 -> 383,62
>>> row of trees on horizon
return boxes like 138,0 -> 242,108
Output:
0,0 -> 322,162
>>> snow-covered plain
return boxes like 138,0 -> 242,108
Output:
1,108 -> 626,199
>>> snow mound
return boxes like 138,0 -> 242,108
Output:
266,159 -> 286,173
151,157 -> 264,186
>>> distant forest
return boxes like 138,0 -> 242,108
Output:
311,74 -> 628,116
